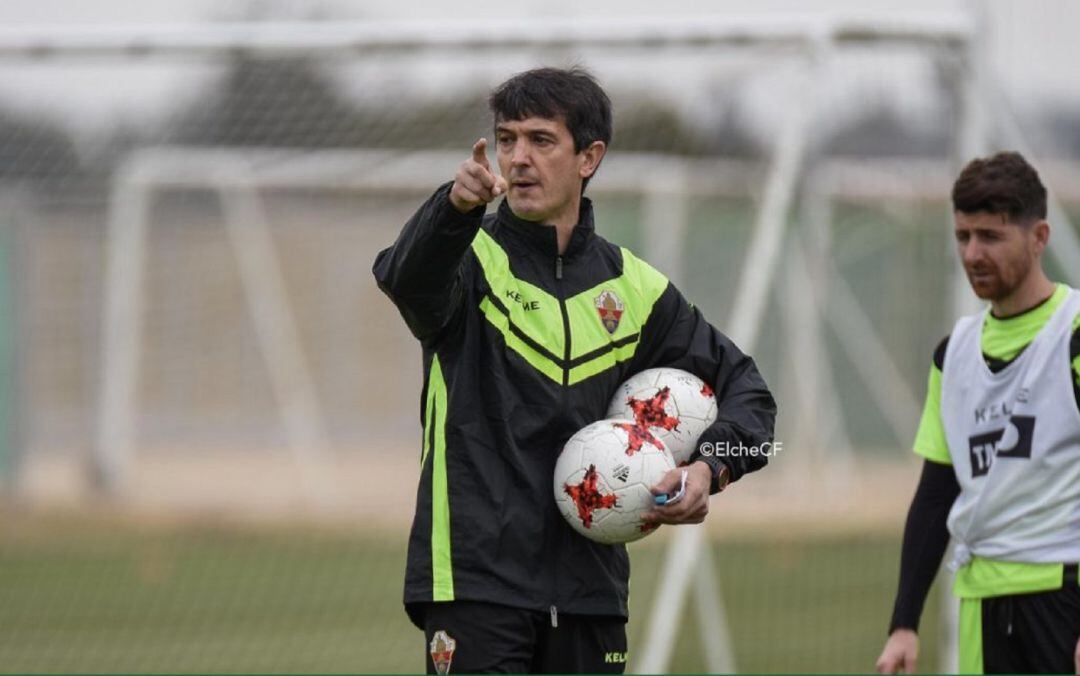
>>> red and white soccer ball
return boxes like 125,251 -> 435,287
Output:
553,419 -> 676,545
606,367 -> 718,465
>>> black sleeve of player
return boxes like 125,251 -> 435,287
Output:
1071,325 -> 1080,412
372,182 -> 485,346
933,335 -> 950,371
630,283 -> 777,490
888,459 -> 960,634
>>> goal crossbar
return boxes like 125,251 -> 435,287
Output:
0,14 -> 972,60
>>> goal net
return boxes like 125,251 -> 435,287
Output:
3,12 -> 1079,674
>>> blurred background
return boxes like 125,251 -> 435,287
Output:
1,0 -> 1078,672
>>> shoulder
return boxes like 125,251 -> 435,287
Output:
614,244 -> 667,284
586,232 -> 627,268
615,246 -> 670,308
586,233 -> 670,297
1059,284 -> 1080,328
1056,284 -> 1079,359
477,213 -> 499,238
470,217 -> 505,257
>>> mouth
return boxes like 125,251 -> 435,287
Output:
511,179 -> 539,191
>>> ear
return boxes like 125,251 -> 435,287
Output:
578,141 -> 607,179
1032,219 -> 1051,254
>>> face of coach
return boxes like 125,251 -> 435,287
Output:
490,68 -> 610,232
494,114 -> 605,230
951,151 -> 1054,317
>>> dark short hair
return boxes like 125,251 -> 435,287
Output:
951,151 -> 1047,225
489,67 -> 612,190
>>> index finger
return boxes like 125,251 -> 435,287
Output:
472,138 -> 491,169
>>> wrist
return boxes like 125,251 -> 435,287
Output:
888,619 -> 919,637
440,182 -> 486,223
689,459 -> 714,486
447,189 -> 475,214
715,464 -> 730,491
692,456 -> 730,493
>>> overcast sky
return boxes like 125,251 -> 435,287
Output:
0,0 -> 1076,148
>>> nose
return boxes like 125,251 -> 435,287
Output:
509,139 -> 530,167
960,239 -> 983,267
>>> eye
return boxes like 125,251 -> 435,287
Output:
955,232 -> 969,243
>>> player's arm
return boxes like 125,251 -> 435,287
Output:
634,282 -> 776,522
877,459 -> 959,674
878,341 -> 957,674
890,463 -> 957,635
372,139 -> 507,345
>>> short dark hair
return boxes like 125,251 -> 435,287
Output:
489,67 -> 612,190
951,151 -> 1047,225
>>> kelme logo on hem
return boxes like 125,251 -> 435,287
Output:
595,290 -> 624,334
604,650 -> 629,664
430,630 -> 456,675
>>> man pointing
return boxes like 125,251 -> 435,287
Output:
450,138 -> 508,214
374,66 -> 776,673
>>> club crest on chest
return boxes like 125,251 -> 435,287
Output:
595,290 -> 624,334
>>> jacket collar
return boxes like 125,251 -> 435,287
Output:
494,197 -> 595,259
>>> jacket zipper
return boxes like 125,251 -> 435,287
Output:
556,255 -> 569,386
552,254 -> 570,626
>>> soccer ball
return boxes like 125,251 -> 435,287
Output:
606,367 -> 718,465
554,419 -> 676,545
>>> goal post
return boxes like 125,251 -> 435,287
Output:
0,198 -> 16,494
98,151 -> 336,504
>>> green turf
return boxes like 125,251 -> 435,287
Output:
628,534 -> 944,673
0,518 -> 943,673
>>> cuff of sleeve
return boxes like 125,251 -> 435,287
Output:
689,425 -> 741,491
435,181 -> 487,232
888,604 -> 921,635
888,618 -> 919,636
692,455 -> 731,495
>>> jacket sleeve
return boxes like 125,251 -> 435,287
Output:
888,459 -> 959,634
372,182 -> 485,345
630,282 -> 777,491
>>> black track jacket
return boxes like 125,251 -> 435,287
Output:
373,182 -> 776,623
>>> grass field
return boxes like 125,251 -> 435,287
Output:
0,514 -> 944,673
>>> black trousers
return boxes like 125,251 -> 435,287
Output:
414,600 -> 628,674
980,573 -> 1080,674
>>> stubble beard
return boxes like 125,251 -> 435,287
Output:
968,255 -> 1031,304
